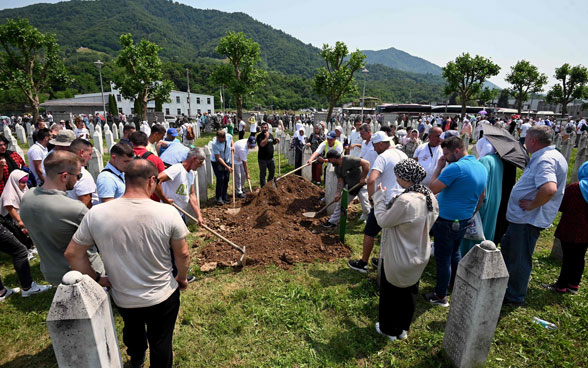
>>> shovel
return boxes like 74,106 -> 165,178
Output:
272,159 -> 316,188
171,202 -> 246,266
227,149 -> 240,215
302,182 -> 363,218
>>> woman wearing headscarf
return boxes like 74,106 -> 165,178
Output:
290,123 -> 306,176
542,161 -> 588,294
373,159 -> 439,341
306,125 -> 324,184
459,137 -> 504,255
0,169 -> 35,254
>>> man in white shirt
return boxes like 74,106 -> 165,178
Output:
413,127 -> 443,186
233,136 -> 257,198
74,118 -> 90,140
238,119 -> 247,140
519,120 -> 532,145
27,128 -> 50,184
346,119 -> 363,157
348,132 -> 407,273
179,120 -> 194,147
67,139 -> 98,208
155,147 -> 205,224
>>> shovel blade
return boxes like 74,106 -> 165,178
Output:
227,208 -> 241,215
302,212 -> 316,218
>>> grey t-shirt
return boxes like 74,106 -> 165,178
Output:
334,156 -> 362,190
20,187 -> 104,285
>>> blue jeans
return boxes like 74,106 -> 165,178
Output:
500,222 -> 542,303
432,218 -> 470,297
211,161 -> 230,202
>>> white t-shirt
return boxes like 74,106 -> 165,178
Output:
27,142 -> 48,183
413,142 -> 443,186
72,198 -> 189,308
520,122 -> 532,137
372,148 -> 408,203
348,131 -> 363,157
233,139 -> 250,165
66,167 -> 98,205
74,127 -> 90,140
162,163 -> 194,211
239,120 -> 246,132
359,139 -> 374,158
249,121 -> 257,133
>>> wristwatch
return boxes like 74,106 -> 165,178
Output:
94,272 -> 102,283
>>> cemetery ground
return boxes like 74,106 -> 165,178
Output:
1,135 -> 587,367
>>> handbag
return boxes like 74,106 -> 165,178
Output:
463,212 -> 485,241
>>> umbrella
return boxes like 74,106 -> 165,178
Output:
478,110 -> 488,115
482,124 -> 529,169
512,114 -> 521,119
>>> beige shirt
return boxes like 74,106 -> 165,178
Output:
73,198 -> 189,308
374,190 -> 439,287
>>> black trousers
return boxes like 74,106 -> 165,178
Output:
239,130 -> 245,140
379,264 -> 419,336
258,159 -> 275,187
116,288 -> 180,368
0,223 -> 33,290
556,241 -> 588,288
294,149 -> 303,176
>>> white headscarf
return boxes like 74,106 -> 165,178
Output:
0,169 -> 28,217
476,137 -> 496,158
294,122 -> 305,144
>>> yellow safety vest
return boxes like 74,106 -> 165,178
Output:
323,140 -> 341,156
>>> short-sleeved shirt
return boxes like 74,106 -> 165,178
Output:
27,142 -> 47,183
20,187 -> 103,285
372,148 -> 408,203
67,167 -> 98,205
334,156 -> 362,189
314,140 -> 344,156
437,155 -> 488,221
162,163 -> 194,212
256,132 -> 276,161
74,127 -> 90,139
348,131 -> 363,157
96,162 -> 125,202
359,139 -> 374,158
506,146 -> 568,228
520,123 -> 532,137
233,139 -> 250,165
211,135 -> 233,163
160,141 -> 189,165
413,143 -> 443,186
72,198 -> 189,308
133,147 -> 165,173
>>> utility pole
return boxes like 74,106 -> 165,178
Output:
360,68 -> 369,123
186,68 -> 191,119
94,60 -> 106,121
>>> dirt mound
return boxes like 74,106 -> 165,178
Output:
198,175 -> 351,268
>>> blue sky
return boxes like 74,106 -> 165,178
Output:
2,0 -> 587,88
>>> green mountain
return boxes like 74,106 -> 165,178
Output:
0,0 -> 448,111
362,47 -> 443,75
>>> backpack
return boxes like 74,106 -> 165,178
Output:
134,151 -> 153,160
185,125 -> 195,140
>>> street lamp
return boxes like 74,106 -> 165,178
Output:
360,68 -> 369,123
94,60 -> 106,122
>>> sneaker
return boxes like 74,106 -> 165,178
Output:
29,247 -> 39,255
21,282 -> 52,298
0,287 -> 20,302
27,250 -> 35,261
216,200 -> 224,206
375,322 -> 408,341
371,258 -> 379,269
567,284 -> 579,295
129,353 -> 145,368
187,275 -> 196,283
321,221 -> 336,229
423,291 -> 449,307
541,283 -> 567,294
223,198 -> 231,204
347,259 -> 368,273
237,193 -> 245,199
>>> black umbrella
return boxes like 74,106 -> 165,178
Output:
481,124 -> 529,169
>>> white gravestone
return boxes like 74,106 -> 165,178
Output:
88,147 -> 104,181
443,240 -> 509,368
301,147 -> 312,180
203,146 -> 213,185
27,129 -> 34,148
3,125 -> 11,138
47,271 -> 123,368
16,125 -> 26,144
89,123 -> 94,137
7,135 -> 25,162
112,124 -> 119,141
324,163 -> 338,215
93,131 -> 104,156
196,165 -> 208,205
118,122 -> 124,136
104,130 -> 114,152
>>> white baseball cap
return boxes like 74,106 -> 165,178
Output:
371,131 -> 392,144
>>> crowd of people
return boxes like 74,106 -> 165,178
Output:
0,108 -> 587,364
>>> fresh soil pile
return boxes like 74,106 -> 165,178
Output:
198,175 -> 351,268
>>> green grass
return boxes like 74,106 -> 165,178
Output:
1,133 -> 587,367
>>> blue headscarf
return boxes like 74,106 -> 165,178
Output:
579,161 -> 588,203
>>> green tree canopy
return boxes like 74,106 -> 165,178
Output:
505,60 -> 547,114
0,18 -> 69,122
442,53 -> 500,117
211,31 -> 266,120
112,33 -> 173,121
545,63 -> 588,116
312,42 -> 366,123
108,93 -> 118,116
476,87 -> 499,107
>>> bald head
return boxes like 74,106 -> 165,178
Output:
429,127 -> 443,147
124,159 -> 158,188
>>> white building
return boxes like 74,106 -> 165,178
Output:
41,86 -> 214,120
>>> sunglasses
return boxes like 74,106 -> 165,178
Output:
59,171 -> 83,180
152,176 -> 160,184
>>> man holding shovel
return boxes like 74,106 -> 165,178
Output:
321,150 -> 370,229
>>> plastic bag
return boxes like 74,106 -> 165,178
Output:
463,212 -> 485,241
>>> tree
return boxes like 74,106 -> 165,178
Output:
312,42 -> 366,123
442,53 -> 500,117
545,63 -> 588,116
112,33 -> 173,121
497,89 -> 510,108
476,87 -> 499,107
211,32 -> 266,120
505,60 -> 547,114
0,18 -> 69,122
108,93 -> 118,116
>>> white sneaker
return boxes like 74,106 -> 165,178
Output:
22,282 -> 52,298
0,287 -> 20,302
27,250 -> 35,261
375,322 -> 408,341
29,247 -> 38,255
